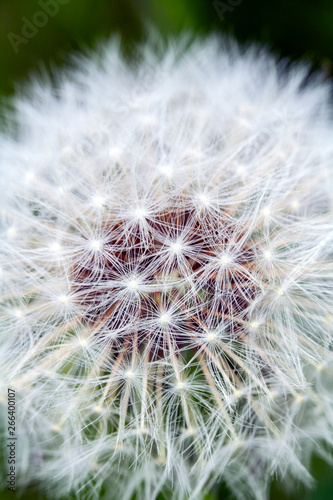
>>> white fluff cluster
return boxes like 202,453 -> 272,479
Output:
1,37 -> 333,500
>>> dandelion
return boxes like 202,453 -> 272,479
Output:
1,36 -> 333,500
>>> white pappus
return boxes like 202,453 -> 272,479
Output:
0,35 -> 333,500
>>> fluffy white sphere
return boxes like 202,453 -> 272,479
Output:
1,36 -> 333,500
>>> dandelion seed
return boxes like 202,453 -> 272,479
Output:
49,242 -> 62,254
158,164 -> 173,177
197,193 -> 210,207
13,308 -> 24,318
250,321 -> 259,330
125,370 -> 134,380
89,239 -> 102,251
128,280 -> 138,290
263,250 -> 273,261
7,227 -> 16,238
61,146 -> 74,158
91,195 -> 105,208
207,332 -> 217,342
58,295 -> 69,304
220,254 -> 232,267
134,207 -> 147,220
78,337 -> 89,348
236,165 -> 246,176
108,147 -> 122,160
93,405 -> 104,414
234,389 -> 243,399
170,241 -> 183,254
25,171 -> 35,184
52,423 -> 62,433
160,313 -> 171,324
290,200 -> 300,210
185,427 -> 196,437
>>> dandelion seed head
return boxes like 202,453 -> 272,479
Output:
1,35 -> 333,500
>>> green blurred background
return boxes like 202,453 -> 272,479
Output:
0,0 -> 332,498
